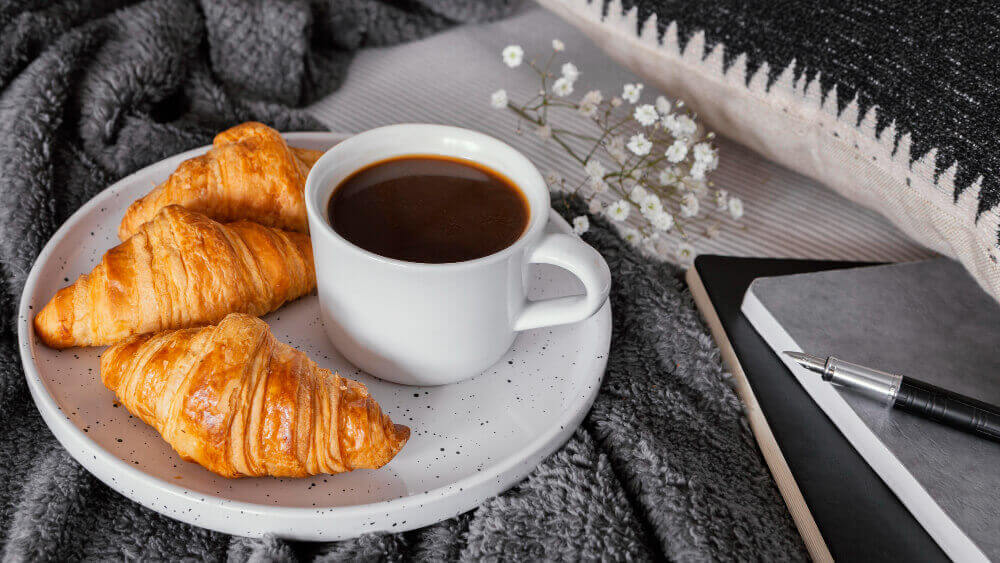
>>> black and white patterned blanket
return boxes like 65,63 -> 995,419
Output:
622,0 -> 1000,221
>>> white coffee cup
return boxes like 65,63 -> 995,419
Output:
304,124 -> 611,385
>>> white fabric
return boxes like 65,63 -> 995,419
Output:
307,5 -> 932,267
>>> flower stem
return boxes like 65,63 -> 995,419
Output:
553,128 -> 601,141
506,105 -> 588,165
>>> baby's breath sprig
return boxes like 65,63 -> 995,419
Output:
491,41 -> 744,265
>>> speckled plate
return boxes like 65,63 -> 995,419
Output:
17,132 -> 611,540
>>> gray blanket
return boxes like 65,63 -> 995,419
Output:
0,1 -> 805,560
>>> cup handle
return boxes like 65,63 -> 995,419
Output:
513,233 -> 612,331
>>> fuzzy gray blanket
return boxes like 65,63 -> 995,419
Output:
0,1 -> 805,560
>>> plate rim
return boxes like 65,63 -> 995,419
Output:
17,131 -> 611,535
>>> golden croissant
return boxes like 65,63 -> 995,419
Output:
34,205 -> 315,349
118,122 -> 323,239
100,313 -> 410,478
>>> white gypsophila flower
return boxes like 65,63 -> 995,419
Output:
545,170 -> 563,187
675,242 -> 696,267
622,83 -> 643,103
713,189 -> 729,210
572,215 -> 590,235
680,192 -> 699,218
579,91 -> 602,115
581,90 -> 603,106
662,113 -> 697,138
610,96 -> 623,107
589,177 -> 609,193
706,223 -> 721,239
661,114 -> 682,137
589,198 -> 604,214
728,196 -> 744,219
584,159 -> 606,181
627,133 -> 652,156
629,184 -> 648,203
689,161 -> 707,180
688,178 -> 709,196
619,226 -> 641,245
607,135 -> 627,163
633,104 -> 658,126
640,194 -> 663,218
606,199 -> 630,221
490,89 -> 508,109
693,143 -> 719,171
675,114 -> 697,136
502,45 -> 523,68
693,142 -> 715,163
561,62 -> 580,83
665,140 -> 688,163
536,124 -> 552,140
650,209 -> 674,232
552,77 -> 574,97
706,154 -> 719,171
552,39 -> 565,51
655,95 -> 672,115
659,166 -> 682,186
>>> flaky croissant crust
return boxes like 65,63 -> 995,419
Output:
34,205 -> 315,349
118,122 -> 323,239
101,313 -> 409,478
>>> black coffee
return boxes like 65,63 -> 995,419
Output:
327,155 -> 529,264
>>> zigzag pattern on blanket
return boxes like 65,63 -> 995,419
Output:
539,0 -> 1000,303
577,0 -> 1000,212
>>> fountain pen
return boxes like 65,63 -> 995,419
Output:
785,351 -> 1000,443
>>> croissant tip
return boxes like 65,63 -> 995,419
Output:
393,423 -> 411,444
34,294 -> 73,349
362,423 -> 409,470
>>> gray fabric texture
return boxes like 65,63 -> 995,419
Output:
0,1 -> 805,560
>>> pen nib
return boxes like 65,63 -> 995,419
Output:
783,351 -> 827,375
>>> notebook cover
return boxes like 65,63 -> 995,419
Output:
746,258 -> 999,561
692,255 -> 947,562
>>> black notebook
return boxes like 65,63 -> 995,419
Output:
687,255 -> 948,562
743,258 -> 1000,562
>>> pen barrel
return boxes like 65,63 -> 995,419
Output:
894,378 -> 1000,442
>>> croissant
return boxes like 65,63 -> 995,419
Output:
290,146 -> 323,169
34,205 -> 315,349
100,313 -> 409,478
118,122 -> 324,239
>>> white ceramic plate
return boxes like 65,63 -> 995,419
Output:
17,132 -> 611,540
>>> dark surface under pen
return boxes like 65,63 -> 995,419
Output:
694,256 -> 947,562
750,257 -> 1000,559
